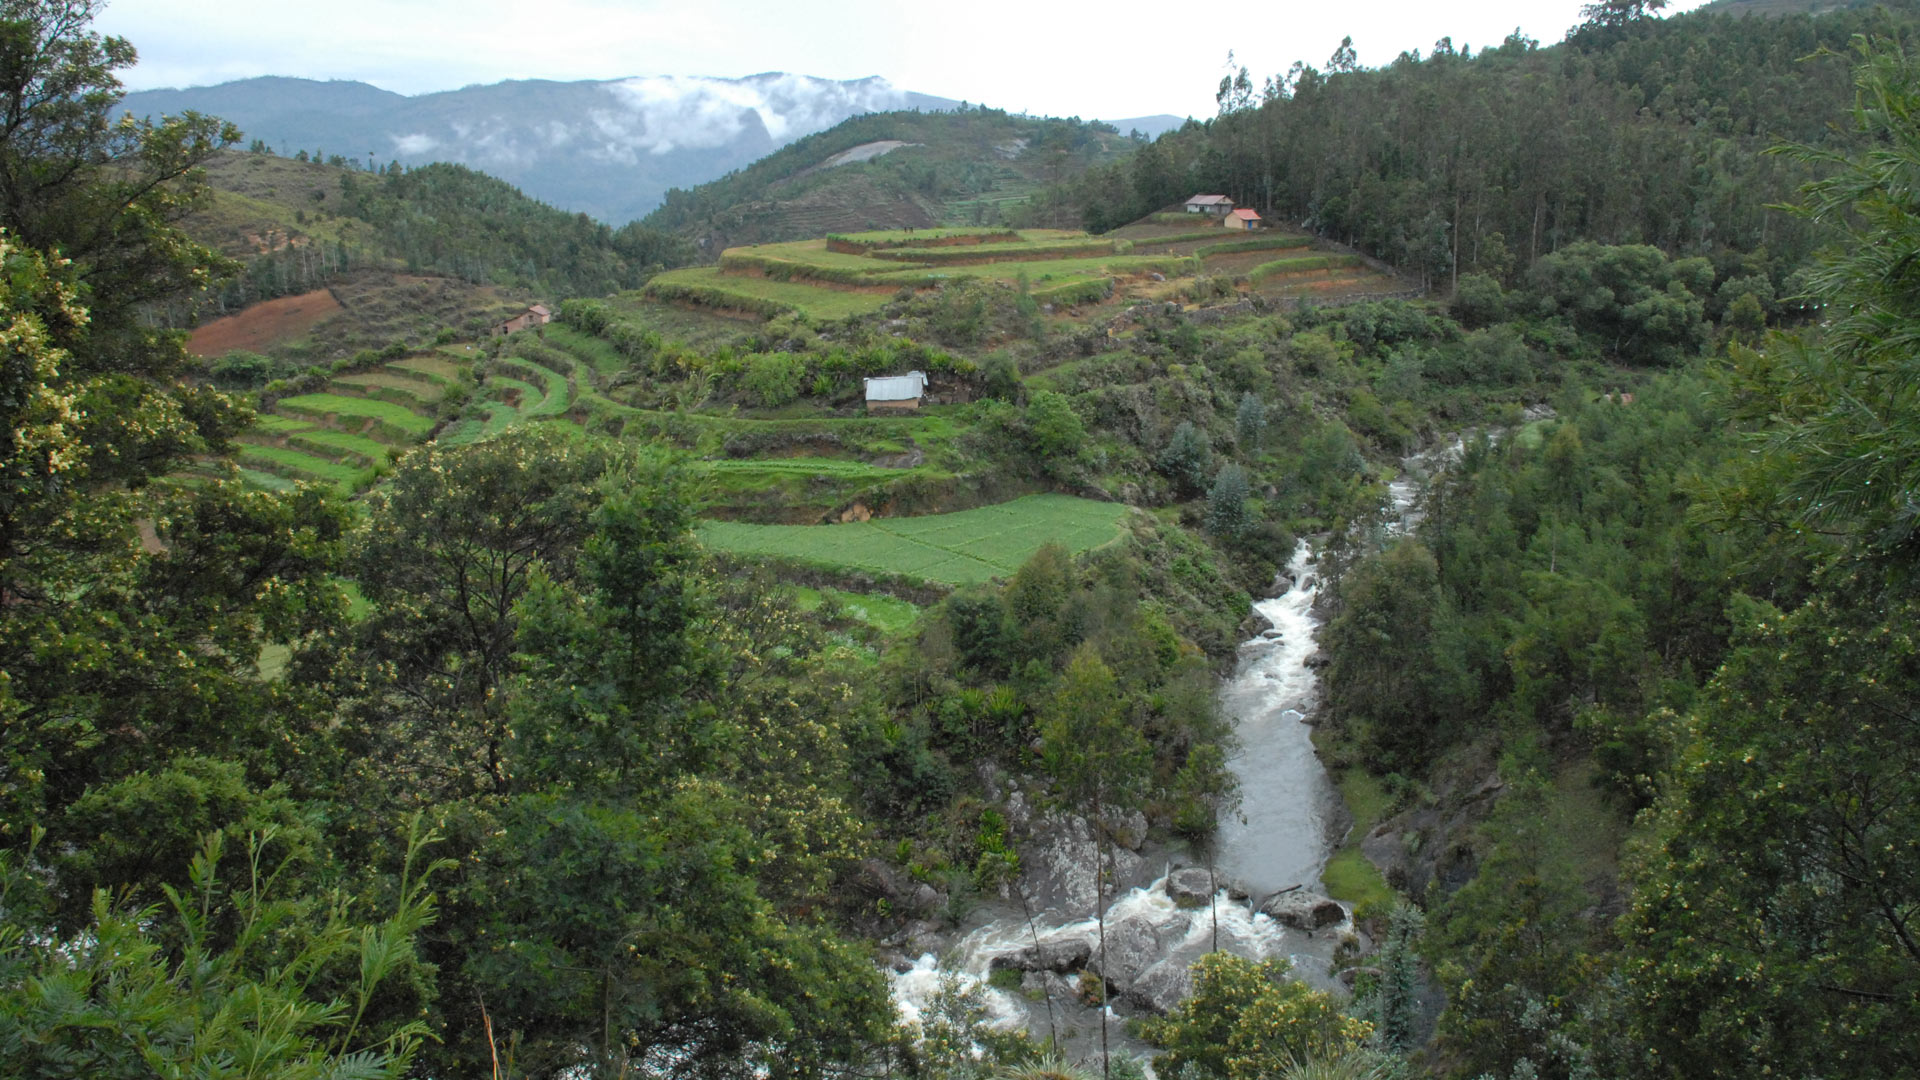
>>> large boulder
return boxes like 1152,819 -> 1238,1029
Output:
1022,813 -> 1146,912
1122,956 -> 1196,1014
1165,867 -> 1217,908
1259,890 -> 1346,930
1087,914 -> 1170,989
989,937 -> 1091,974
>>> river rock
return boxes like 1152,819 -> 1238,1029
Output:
1165,867 -> 1216,908
1259,890 -> 1346,930
1085,913 -> 1166,987
990,937 -> 1091,974
1022,813 -> 1146,912
1122,955 -> 1195,1014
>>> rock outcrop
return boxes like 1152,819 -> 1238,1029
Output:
1258,889 -> 1346,930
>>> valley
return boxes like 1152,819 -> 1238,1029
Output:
8,1 -> 1920,1079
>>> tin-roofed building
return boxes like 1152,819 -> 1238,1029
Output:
864,371 -> 928,412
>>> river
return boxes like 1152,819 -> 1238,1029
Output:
889,541 -> 1353,1059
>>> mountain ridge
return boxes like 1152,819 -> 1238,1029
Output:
121,74 -> 1190,224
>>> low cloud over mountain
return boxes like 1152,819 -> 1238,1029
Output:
122,73 -> 960,223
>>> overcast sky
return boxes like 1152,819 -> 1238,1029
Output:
97,0 -> 1717,121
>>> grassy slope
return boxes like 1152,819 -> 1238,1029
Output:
699,494 -> 1127,586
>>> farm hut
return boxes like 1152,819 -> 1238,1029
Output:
492,303 -> 554,336
1184,194 -> 1234,216
1223,208 -> 1262,231
865,370 -> 928,412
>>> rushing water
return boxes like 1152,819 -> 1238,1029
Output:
1214,543 -> 1339,902
888,541 -> 1353,1051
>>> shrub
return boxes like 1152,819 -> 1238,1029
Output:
1026,390 -> 1086,459
741,352 -> 805,408
1157,421 -> 1214,497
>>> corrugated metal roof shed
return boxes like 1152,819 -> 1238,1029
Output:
864,371 -> 928,401
1186,194 -> 1234,206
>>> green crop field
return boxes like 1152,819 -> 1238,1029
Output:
789,585 -> 921,635
289,428 -> 395,465
334,372 -> 444,404
276,393 -> 435,437
699,494 -> 1127,586
236,466 -> 296,491
388,356 -> 464,384
239,445 -> 367,487
700,457 -> 908,479
542,324 -> 627,376
869,254 -> 1196,285
253,414 -> 314,434
646,267 -> 893,321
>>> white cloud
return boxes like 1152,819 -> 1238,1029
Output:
599,73 -> 907,156
390,132 -> 439,154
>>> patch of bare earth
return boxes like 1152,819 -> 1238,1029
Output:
190,290 -> 345,356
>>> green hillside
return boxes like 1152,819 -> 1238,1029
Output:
642,106 -> 1143,250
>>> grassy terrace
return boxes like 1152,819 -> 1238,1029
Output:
495,358 -> 572,417
276,393 -> 435,437
388,356 -> 463,384
288,428 -> 395,465
699,494 -> 1127,586
646,267 -> 894,321
699,457 -> 915,479
253,414 -> 314,433
542,324 -> 626,376
334,371 -> 444,405
239,445 -> 367,489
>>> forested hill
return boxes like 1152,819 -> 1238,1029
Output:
641,106 -> 1146,251
183,149 -> 696,317
1062,0 -> 1918,287
1700,0 -> 1875,14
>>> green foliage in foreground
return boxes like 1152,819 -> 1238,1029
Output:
0,822 -> 449,1080
1142,953 -> 1374,1080
698,494 -> 1127,585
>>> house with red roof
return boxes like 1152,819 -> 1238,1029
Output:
1223,207 -> 1262,231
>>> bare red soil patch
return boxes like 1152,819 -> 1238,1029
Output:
190,289 -> 344,356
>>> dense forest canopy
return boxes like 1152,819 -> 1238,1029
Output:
1062,0 -> 1915,290
2,0 -> 1919,1078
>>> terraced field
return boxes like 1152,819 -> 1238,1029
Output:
699,494 -> 1128,586
647,219 -> 1395,323
234,348 -> 459,491
277,393 -> 435,438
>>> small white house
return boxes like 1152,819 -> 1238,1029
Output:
864,371 -> 928,411
1184,194 -> 1234,216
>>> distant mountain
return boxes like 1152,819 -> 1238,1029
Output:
121,74 -> 963,224
1105,114 -> 1189,138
